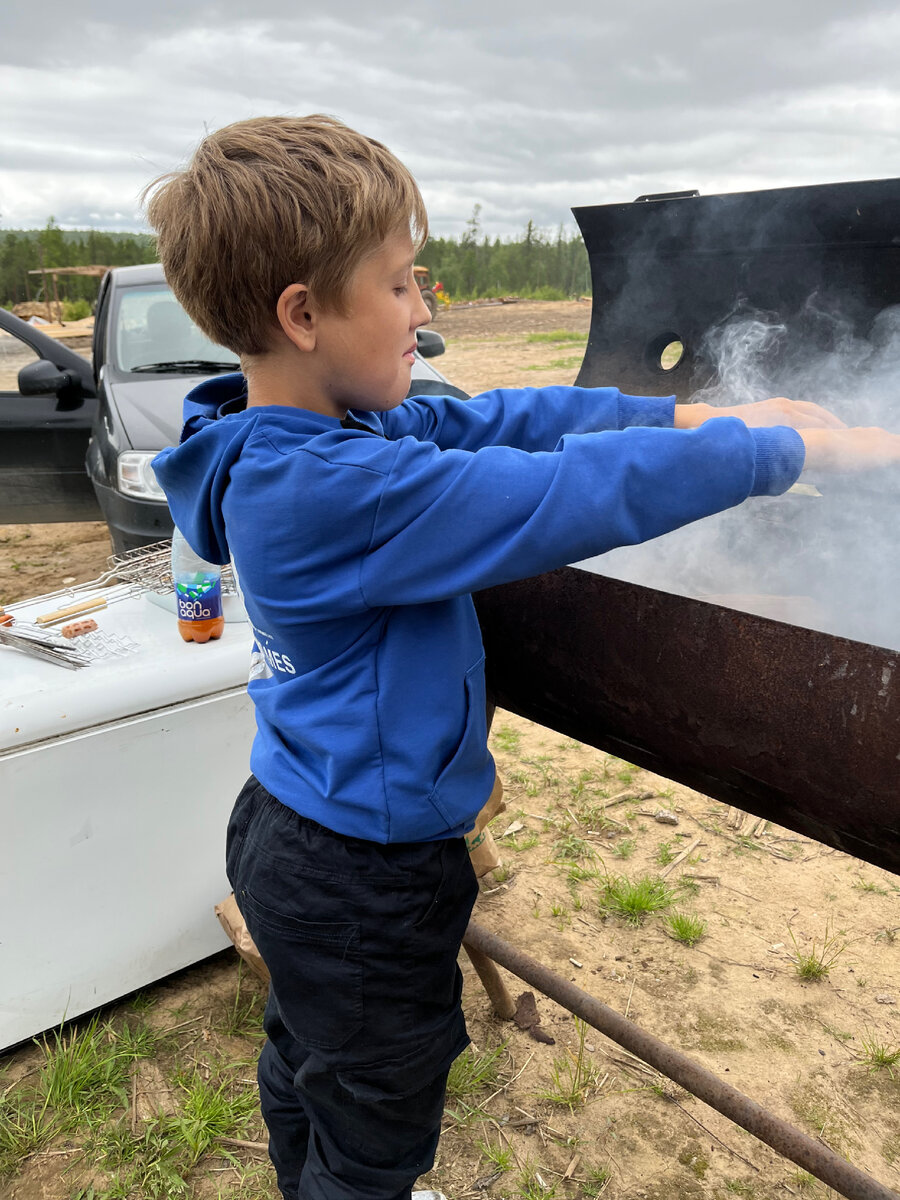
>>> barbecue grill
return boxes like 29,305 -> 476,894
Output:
475,178 -> 900,877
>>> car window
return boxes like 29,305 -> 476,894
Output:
114,285 -> 236,372
0,328 -> 40,395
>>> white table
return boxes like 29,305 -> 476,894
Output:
1,589 -> 256,1051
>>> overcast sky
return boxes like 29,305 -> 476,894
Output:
2,0 -> 899,241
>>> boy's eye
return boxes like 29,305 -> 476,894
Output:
394,286 -> 408,295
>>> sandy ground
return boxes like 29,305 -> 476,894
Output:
2,301 -> 899,1200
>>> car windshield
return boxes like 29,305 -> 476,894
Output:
115,285 -> 239,373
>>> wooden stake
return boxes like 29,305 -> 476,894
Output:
659,836 -> 702,878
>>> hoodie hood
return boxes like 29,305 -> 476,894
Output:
152,373 -> 251,565
152,373 -> 386,565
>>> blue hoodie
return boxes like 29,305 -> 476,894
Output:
153,376 -> 804,844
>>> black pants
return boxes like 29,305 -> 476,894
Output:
226,777 -> 479,1200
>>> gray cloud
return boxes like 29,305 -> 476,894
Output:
2,0 -> 899,238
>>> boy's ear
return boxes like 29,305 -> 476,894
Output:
276,283 -> 317,352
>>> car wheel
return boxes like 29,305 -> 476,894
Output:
421,290 -> 438,319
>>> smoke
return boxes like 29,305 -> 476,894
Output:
692,299 -> 900,425
579,301 -> 900,651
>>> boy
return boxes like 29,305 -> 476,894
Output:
147,115 -> 899,1200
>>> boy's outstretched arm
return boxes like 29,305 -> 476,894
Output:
359,416 -> 900,607
384,385 -> 677,451
358,418 -> 805,607
385,387 -> 846,452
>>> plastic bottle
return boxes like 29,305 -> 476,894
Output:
171,528 -> 225,643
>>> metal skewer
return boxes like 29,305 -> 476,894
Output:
0,625 -> 90,669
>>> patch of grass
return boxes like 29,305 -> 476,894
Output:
732,833 -> 761,854
789,922 -> 847,982
790,1169 -> 820,1192
857,1031 -> 900,1076
113,1018 -> 159,1061
446,1044 -> 505,1100
566,863 -> 599,884
553,834 -> 592,861
788,1081 -> 845,1149
128,991 -> 157,1013
169,1068 -> 257,1166
599,875 -> 677,925
538,1018 -> 601,1111
678,1142 -> 709,1179
78,1061 -> 259,1198
0,1096 -> 61,1176
508,832 -> 540,853
97,1116 -> 193,1198
491,864 -> 511,883
568,768 -> 600,799
524,330 -> 588,344
853,878 -> 888,896
723,1180 -> 756,1197
38,1016 -> 136,1128
575,803 -> 617,834
518,1159 -> 558,1198
522,756 -> 561,791
492,724 -> 523,753
665,912 -> 707,947
217,965 -> 266,1039
611,838 -> 636,859
215,1161 -> 282,1199
582,1164 -> 612,1196
445,1043 -> 507,1126
654,840 -> 677,865
476,1136 -> 514,1171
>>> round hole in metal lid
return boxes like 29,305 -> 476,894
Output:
645,331 -> 686,373
659,340 -> 684,370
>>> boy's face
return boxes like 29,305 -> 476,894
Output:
315,229 -> 432,415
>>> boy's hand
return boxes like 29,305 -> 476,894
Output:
677,397 -> 847,430
799,427 -> 900,473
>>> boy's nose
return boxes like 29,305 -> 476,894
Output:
413,287 -> 432,328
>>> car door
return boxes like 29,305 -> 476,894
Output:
0,308 -> 101,523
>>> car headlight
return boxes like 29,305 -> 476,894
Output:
117,452 -> 167,501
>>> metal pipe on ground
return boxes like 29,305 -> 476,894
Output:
462,942 -> 517,1019
462,921 -> 899,1200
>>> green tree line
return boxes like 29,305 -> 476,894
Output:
0,219 -> 157,309
1,211 -> 590,310
417,206 -> 590,300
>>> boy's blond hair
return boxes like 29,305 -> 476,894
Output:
144,115 -> 428,356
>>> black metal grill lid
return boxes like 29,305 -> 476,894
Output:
573,177 -> 900,402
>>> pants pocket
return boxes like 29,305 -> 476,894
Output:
225,776 -> 263,889
240,887 -> 363,1052
334,1010 -> 468,1105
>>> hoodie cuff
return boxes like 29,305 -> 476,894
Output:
617,392 -> 677,429
748,426 -> 806,496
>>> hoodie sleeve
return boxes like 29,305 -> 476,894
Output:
358,418 -> 805,607
379,386 -> 676,451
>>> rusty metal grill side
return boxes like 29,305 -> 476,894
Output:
475,568 -> 900,876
